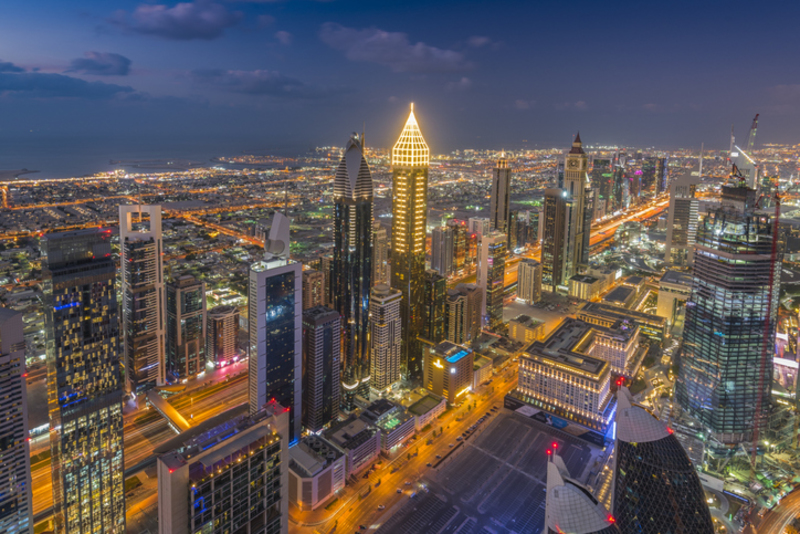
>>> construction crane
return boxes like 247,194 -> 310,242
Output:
746,114 -> 759,154
750,190 -> 780,475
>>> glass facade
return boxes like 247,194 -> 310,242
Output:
265,271 -> 298,438
302,306 -> 340,432
422,270 -> 446,344
42,229 -> 126,534
484,237 -> 506,333
166,276 -> 206,381
542,188 -> 567,291
614,436 -> 714,534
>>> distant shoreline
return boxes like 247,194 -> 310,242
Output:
0,169 -> 40,180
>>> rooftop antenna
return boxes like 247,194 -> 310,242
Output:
362,122 -> 366,155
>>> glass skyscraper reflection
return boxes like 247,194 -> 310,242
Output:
42,229 -> 126,534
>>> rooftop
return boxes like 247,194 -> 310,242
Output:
289,435 -> 344,478
509,314 -> 544,328
660,270 -> 693,287
570,274 -> 600,284
325,416 -> 378,451
431,341 -> 473,363
603,286 -> 635,306
524,318 -> 609,377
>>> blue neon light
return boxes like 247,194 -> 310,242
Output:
446,349 -> 470,363
54,302 -> 80,312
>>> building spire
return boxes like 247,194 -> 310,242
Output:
392,103 -> 429,167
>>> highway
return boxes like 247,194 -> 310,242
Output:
752,488 -> 800,534
294,367 -> 520,534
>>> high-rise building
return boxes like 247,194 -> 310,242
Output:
206,305 -> 240,367
166,275 -> 206,382
302,269 -> 325,310
675,185 -> 779,444
120,204 -> 166,392
157,402 -> 289,534
302,306 -> 340,432
592,157 -> 613,215
564,133 -> 591,275
477,231 -> 507,332
422,270 -> 447,344
545,454 -> 619,534
664,177 -> 698,268
369,284 -> 402,392
447,218 -> 467,273
517,258 -> 542,305
468,217 -> 490,237
332,133 -> 373,409
542,188 -> 568,291
431,224 -> 454,276
43,229 -> 126,534
390,104 -> 429,381
445,283 -> 482,345
655,157 -> 669,194
613,389 -> 714,534
489,156 -> 512,245
423,341 -> 474,404
508,210 -> 519,251
372,221 -> 389,286
320,253 -> 334,307
0,308 -> 33,534
249,212 -> 302,444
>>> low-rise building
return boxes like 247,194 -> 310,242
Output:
508,314 -> 545,345
577,301 -> 666,347
602,285 -> 636,308
657,270 -> 693,327
288,436 -> 346,511
473,354 -> 493,388
324,416 -> 380,477
423,341 -> 474,405
406,395 -> 447,432
568,274 -> 602,301
360,399 -> 415,455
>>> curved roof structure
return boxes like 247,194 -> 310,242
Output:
616,387 -> 670,443
334,134 -> 373,200
392,103 -> 429,167
546,455 -> 619,534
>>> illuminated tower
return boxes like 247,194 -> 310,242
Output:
332,133 -> 373,409
390,104 -> 429,381
664,177 -> 698,268
477,231 -> 507,333
563,133 -> 590,275
372,221 -> 389,286
369,284 -> 402,391
489,155 -> 512,245
43,229 -> 126,534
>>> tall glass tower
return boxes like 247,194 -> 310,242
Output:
489,155 -> 512,245
390,104 -> 429,381
675,185 -> 779,444
43,229 -> 126,534
333,133 -> 373,409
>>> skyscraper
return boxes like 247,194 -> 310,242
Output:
447,218 -> 467,274
477,231 -> 507,332
0,308 -> 33,534
332,133 -> 373,409
468,217 -> 490,237
664,177 -> 698,268
166,275 -> 206,382
564,133 -> 590,275
517,258 -> 542,305
546,454 -> 619,534
422,270 -> 447,343
390,104 -> 429,381
592,157 -> 613,216
372,221 -> 389,286
613,389 -> 714,534
302,269 -> 326,310
542,188 -> 568,291
489,156 -> 512,244
431,224 -> 454,276
675,185 -> 779,444
249,212 -> 302,444
445,283 -> 482,345
369,284 -> 402,391
655,157 -> 669,194
302,306 -> 340,432
206,305 -> 239,367
43,229 -> 126,534
120,204 -> 166,392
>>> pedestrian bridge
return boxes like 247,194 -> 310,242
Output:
146,391 -> 191,434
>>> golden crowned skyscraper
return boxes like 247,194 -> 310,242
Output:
391,104 -> 429,380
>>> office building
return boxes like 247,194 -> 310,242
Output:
302,269 -> 326,310
655,157 -> 669,194
0,308 -> 32,534
431,224 -> 454,276
288,436 -> 346,511
390,104 -> 429,381
508,210 -> 519,251
332,133 -> 373,409
320,253 -> 333,307
517,258 -> 542,304
445,283 -> 482,345
157,402 -> 289,534
369,284 -> 402,392
664,177 -> 698,268
675,186 -> 780,444
613,389 -> 714,534
43,229 -> 126,534
166,275 -> 206,382
489,156 -> 512,245
508,314 -> 545,345
542,188 -> 568,291
468,217 -> 491,237
423,341 -> 474,404
361,399 -> 416,453
546,455 -> 619,534
407,395 -> 447,431
372,221 -> 389,286
477,231 -> 506,332
577,302 -> 666,347
448,218 -> 468,273
249,212 -> 302,444
564,133 -> 591,275
422,270 -> 447,344
515,318 -> 615,432
120,204 -> 166,392
592,157 -> 613,216
302,306 -> 340,432
656,270 -> 693,327
324,416 -> 381,477
206,305 -> 239,367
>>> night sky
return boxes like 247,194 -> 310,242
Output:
1,0 -> 799,153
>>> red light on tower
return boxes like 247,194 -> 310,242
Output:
607,515 -> 616,524
546,449 -> 552,456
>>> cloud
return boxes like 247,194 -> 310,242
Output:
110,2 -> 242,40
445,77 -> 472,92
0,71 -> 135,99
191,68 -> 343,98
387,95 -> 398,103
275,31 -> 292,45
319,22 -> 470,73
555,100 -> 588,111
515,99 -> 534,110
468,36 -> 491,48
67,52 -> 132,76
257,14 -> 275,28
0,60 -> 25,73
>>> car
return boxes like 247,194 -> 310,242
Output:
404,480 -> 411,485
397,489 -> 402,494
449,443 -> 454,448
456,437 -> 463,441
378,505 -> 385,511
436,454 -> 442,459
426,462 -> 432,467
360,525 -> 367,531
